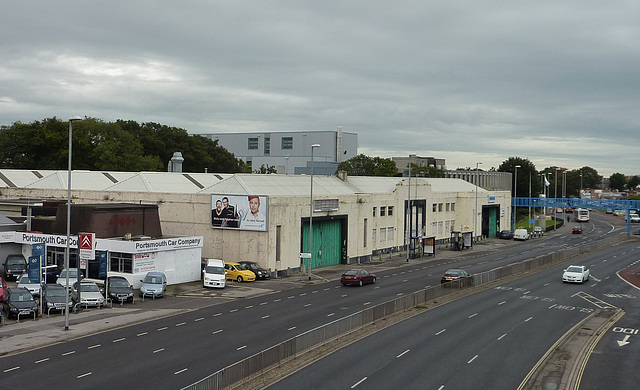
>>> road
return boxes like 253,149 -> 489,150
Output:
267,239 -> 640,389
0,211 -> 636,389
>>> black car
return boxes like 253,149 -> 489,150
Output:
440,269 -> 474,287
3,287 -> 38,319
499,230 -> 514,239
43,266 -> 61,284
106,276 -> 134,303
42,284 -> 72,314
238,261 -> 270,280
3,254 -> 27,280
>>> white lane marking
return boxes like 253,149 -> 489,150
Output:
327,313 -> 335,317
237,345 -> 247,350
260,302 -> 268,305
212,329 -> 223,335
153,348 -> 164,353
137,332 -> 148,336
174,368 -> 188,375
525,317 -> 533,322
62,351 -> 75,356
435,329 -> 446,335
364,302 -> 371,306
351,377 -> 367,388
113,338 -> 125,343
468,355 -> 478,364
397,349 -> 410,358
304,303 -> 312,307
77,372 -> 92,379
262,315 -> 270,319
288,326 -> 297,331
35,358 -> 49,364
498,301 -> 506,305
213,312 -> 222,317
176,322 -> 186,327
498,334 -> 507,340
468,313 -> 478,318
195,317 -> 204,322
230,308 -> 238,312
157,327 -> 168,331
245,305 -> 253,309
88,344 -> 101,349
4,366 -> 20,372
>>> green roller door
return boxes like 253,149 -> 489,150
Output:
488,207 -> 498,237
303,219 -> 342,269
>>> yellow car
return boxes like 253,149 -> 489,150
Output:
224,262 -> 256,282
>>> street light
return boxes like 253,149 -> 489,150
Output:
65,116 -> 82,330
554,168 -> 561,231
475,162 -> 482,241
512,165 -> 521,231
308,144 -> 320,281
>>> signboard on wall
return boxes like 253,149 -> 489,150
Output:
211,194 -> 268,231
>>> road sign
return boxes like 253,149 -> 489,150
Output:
299,252 -> 311,259
79,232 -> 95,261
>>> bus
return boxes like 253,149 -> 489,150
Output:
575,208 -> 590,222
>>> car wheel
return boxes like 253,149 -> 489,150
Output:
372,277 -> 376,284
358,280 -> 363,287
237,276 -> 243,282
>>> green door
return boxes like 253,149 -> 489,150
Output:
488,207 -> 498,237
303,219 -> 342,269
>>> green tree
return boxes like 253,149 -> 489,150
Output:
409,164 -> 445,178
609,172 -> 627,192
255,164 -> 277,174
498,157 -> 539,198
626,175 -> 640,190
337,154 -> 397,177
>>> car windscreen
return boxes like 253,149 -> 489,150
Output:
46,287 -> 67,297
109,279 -> 130,287
566,266 -> 583,273
13,291 -> 34,302
143,276 -> 163,284
6,258 -> 25,266
205,266 -> 225,274
344,270 -> 359,276
82,284 -> 100,292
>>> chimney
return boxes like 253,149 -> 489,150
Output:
168,152 -> 184,172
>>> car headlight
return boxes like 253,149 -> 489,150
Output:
47,302 -> 55,308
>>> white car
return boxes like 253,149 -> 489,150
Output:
626,213 -> 640,223
16,274 -> 41,296
513,228 -> 530,240
562,265 -> 590,283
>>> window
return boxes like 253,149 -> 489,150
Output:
387,227 -> 394,241
109,252 -> 133,273
363,219 -> 368,247
388,206 -> 394,216
433,203 -> 437,212
373,207 -> 377,217
451,203 -> 455,212
372,229 -> 376,243
282,137 -> 293,150
438,221 -> 443,234
446,203 -> 450,212
264,137 -> 270,155
276,225 -> 281,261
438,203 -> 443,212
380,206 -> 386,217
380,227 -> 386,242
431,222 -> 438,235
248,137 -> 259,150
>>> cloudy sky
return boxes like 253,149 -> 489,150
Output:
2,1 -> 638,176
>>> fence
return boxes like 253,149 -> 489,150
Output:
182,232 -> 630,390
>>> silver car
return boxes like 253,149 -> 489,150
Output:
139,272 -> 167,298
16,274 -> 41,296
71,281 -> 105,307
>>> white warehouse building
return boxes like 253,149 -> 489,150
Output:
0,169 -> 511,278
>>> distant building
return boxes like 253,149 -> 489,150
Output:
202,127 -> 358,176
392,155 -> 446,173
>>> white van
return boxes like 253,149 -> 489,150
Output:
513,228 -> 530,241
203,259 -> 226,288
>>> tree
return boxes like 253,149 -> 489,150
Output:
337,154 -> 397,177
626,175 -> 640,190
609,173 -> 627,192
498,157 -> 539,198
255,164 -> 277,174
409,164 -> 445,178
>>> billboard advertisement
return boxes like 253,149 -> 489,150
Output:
211,195 -> 268,231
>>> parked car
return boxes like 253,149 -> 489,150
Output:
3,287 -> 38,319
340,269 -> 376,286
43,266 -> 61,284
16,274 -> 41,296
513,228 -> 530,241
238,261 -> 270,280
42,283 -> 72,313
562,265 -> 590,283
139,272 -> 167,298
499,230 -> 514,239
441,269 -> 473,287
56,268 -> 84,290
0,276 -> 7,302
203,259 -> 226,288
3,254 -> 27,280
72,281 -> 105,307
572,226 -> 583,234
224,262 -> 255,282
106,276 -> 134,303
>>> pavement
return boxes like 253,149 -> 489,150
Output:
1,221 -> 639,360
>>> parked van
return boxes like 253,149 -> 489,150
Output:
513,228 -> 530,241
203,259 -> 226,288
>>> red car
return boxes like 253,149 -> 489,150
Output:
0,276 -> 7,302
340,269 -> 376,286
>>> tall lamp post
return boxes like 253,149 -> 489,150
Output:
554,168 -> 560,231
308,144 -> 320,281
512,165 -> 521,231
406,163 -> 411,262
475,162 -> 482,241
65,116 -> 82,330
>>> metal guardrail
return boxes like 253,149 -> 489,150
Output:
170,232 -> 631,389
